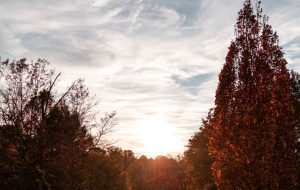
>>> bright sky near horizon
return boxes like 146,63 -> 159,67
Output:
0,0 -> 300,157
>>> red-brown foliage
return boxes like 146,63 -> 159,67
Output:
208,1 -> 298,189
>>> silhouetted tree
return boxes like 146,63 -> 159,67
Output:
81,147 -> 133,190
0,58 -> 188,190
184,111 -> 216,190
0,58 -> 116,189
208,1 -> 297,189
128,155 -> 186,190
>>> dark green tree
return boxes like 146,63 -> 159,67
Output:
184,111 -> 216,190
290,70 -> 300,188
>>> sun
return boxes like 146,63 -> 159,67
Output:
136,113 -> 182,158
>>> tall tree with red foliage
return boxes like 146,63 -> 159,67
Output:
208,0 -> 298,189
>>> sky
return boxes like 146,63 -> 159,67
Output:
0,0 -> 300,157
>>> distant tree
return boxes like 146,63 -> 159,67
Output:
151,156 -> 186,190
127,155 -> 187,190
184,111 -> 216,190
291,70 -> 300,138
0,58 -> 116,189
128,155 -> 152,190
208,1 -> 297,189
290,70 -> 300,188
81,147 -> 134,190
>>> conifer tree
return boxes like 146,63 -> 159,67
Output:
208,1 -> 297,189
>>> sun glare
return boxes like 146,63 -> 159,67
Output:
136,113 -> 182,158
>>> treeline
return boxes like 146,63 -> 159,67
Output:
1,59 -> 298,190
0,58 -> 210,190
0,59 -> 175,189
